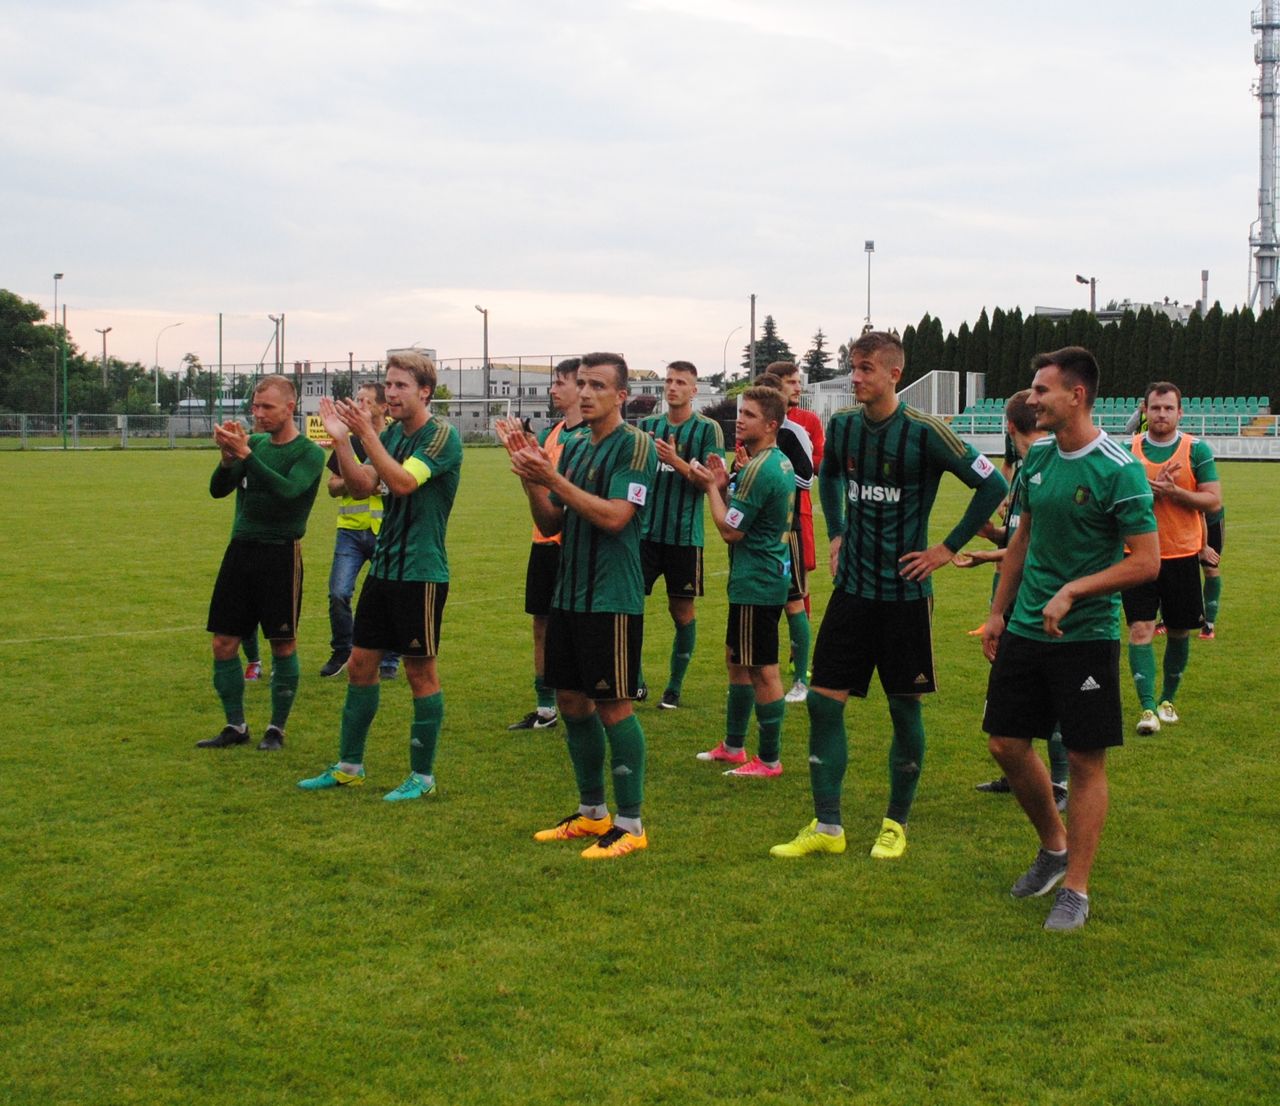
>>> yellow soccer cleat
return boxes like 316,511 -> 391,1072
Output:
769,819 -> 847,859
580,826 -> 648,859
869,817 -> 907,860
533,812 -> 613,842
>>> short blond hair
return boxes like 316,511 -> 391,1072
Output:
254,374 -> 296,401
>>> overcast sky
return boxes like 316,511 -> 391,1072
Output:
2,0 -> 1261,376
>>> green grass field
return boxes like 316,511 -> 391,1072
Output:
2,449 -> 1277,1106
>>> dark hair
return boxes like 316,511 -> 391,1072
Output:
580,351 -> 628,390
357,380 -> 386,403
1031,346 -> 1099,407
766,360 -> 798,378
554,357 -> 581,379
386,351 -> 437,399
741,386 -> 786,429
666,360 -> 697,377
1004,389 -> 1036,435
254,374 -> 296,401
753,372 -> 785,391
850,331 -> 905,371
1145,380 -> 1182,406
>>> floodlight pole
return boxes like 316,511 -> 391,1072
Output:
722,325 -> 743,377
95,326 -> 112,388
475,305 -> 490,430
154,321 -> 184,409
52,273 -> 63,415
864,240 -> 875,328
1075,273 -> 1098,314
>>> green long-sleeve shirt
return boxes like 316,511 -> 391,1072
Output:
210,432 -> 326,543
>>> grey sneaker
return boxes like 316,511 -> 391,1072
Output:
1043,886 -> 1090,931
1010,847 -> 1068,898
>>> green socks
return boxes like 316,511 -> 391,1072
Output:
726,683 -> 755,749
787,610 -> 811,681
606,714 -> 647,818
755,697 -> 785,763
269,651 -> 300,729
535,673 -> 556,712
1128,643 -> 1157,710
807,691 -> 847,826
1203,575 -> 1221,626
213,657 -> 246,726
564,713 -> 607,807
1161,634 -> 1190,704
339,683 -> 380,763
409,691 -> 444,776
668,619 -> 697,694
242,633 -> 260,664
1048,729 -> 1069,787
886,696 -> 925,825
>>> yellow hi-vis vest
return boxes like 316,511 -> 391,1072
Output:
334,434 -> 385,535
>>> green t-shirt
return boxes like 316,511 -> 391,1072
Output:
536,420 -> 590,449
1009,433 -> 1157,642
725,445 -> 794,606
637,411 -> 724,546
821,403 -> 1008,601
369,418 -> 463,583
550,422 -> 658,614
210,432 -> 325,543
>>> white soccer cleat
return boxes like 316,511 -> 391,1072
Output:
1157,700 -> 1179,725
784,680 -> 809,704
1136,709 -> 1161,735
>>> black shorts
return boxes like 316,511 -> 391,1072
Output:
982,632 -> 1123,751
641,540 -> 704,598
207,539 -> 303,641
1121,554 -> 1203,631
545,609 -> 642,700
786,530 -> 808,603
524,542 -> 561,617
810,591 -> 935,698
353,576 -> 448,657
1203,518 -> 1224,560
726,603 -> 783,668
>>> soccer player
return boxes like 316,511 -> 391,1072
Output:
636,360 -> 724,710
688,385 -> 794,776
319,381 -> 400,682
202,375 -> 325,750
746,371 -> 815,704
1199,506 -> 1225,639
503,351 -> 658,860
1122,382 -> 1221,733
507,357 -> 587,730
983,347 -> 1158,931
768,360 -> 824,700
955,390 -> 1069,810
298,352 -> 463,801
770,331 -> 1007,861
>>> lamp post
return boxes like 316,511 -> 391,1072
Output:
1075,273 -> 1097,314
95,326 -> 112,389
268,315 -> 282,374
154,321 -> 184,409
864,241 -> 875,329
722,325 -> 743,378
52,273 -> 63,415
474,305 -> 489,429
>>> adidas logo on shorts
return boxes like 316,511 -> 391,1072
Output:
1080,676 -> 1101,692
913,673 -> 930,685
595,679 -> 611,690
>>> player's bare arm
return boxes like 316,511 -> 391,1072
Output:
983,511 -> 1031,662
319,398 -> 380,499
689,455 -> 743,544
513,444 -> 639,535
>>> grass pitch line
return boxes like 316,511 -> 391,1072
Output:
1,625 -> 206,646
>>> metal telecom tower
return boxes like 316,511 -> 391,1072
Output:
1251,2 -> 1280,310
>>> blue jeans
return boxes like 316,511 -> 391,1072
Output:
328,529 -> 399,672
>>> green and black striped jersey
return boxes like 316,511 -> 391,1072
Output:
550,423 -> 658,614
725,446 -> 794,606
369,417 -> 463,583
821,403 -> 1006,601
637,411 -> 724,547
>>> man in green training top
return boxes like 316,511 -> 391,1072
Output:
202,375 -> 326,750
502,351 -> 658,860
637,360 -> 724,709
298,351 -> 463,802
771,330 -> 1008,862
1121,382 -> 1221,735
983,346 -> 1158,931
689,384 -> 794,777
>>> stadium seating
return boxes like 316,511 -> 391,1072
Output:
946,395 -> 1275,436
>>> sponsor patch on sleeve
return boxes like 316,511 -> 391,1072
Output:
971,454 -> 995,479
724,507 -> 744,530
627,482 -> 648,506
